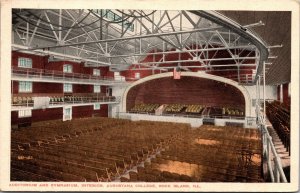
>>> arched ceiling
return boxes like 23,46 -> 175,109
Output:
12,9 -> 290,85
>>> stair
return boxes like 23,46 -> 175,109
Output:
266,125 -> 290,181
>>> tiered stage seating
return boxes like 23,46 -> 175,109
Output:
129,103 -> 245,118
266,101 -> 290,154
130,104 -> 160,113
185,105 -> 204,114
203,107 -> 244,118
11,117 -> 262,182
222,107 -> 244,117
127,77 -> 245,112
164,104 -> 186,113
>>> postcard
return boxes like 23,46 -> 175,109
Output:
0,0 -> 299,192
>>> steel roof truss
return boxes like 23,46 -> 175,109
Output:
62,10 -> 84,42
43,11 -> 59,41
65,10 -> 105,54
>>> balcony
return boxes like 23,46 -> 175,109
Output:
11,67 -> 126,85
11,93 -> 120,111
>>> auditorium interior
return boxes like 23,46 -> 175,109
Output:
9,9 -> 292,183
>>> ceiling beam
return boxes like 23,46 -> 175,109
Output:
96,45 -> 255,59
113,58 -> 257,65
12,44 -> 111,66
126,63 -> 256,70
16,26 -> 224,52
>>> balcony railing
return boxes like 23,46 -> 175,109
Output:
49,96 -> 119,105
122,111 -> 248,120
12,95 -> 120,108
11,67 -> 125,84
257,116 -> 288,182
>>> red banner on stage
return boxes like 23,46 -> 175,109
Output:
173,68 -> 181,79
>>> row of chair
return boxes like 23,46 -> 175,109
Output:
130,104 -> 160,113
11,156 -> 87,182
11,117 -> 188,182
267,101 -> 290,128
12,95 -> 116,106
11,117 -> 261,182
11,168 -> 59,182
50,95 -> 115,103
129,103 -> 245,117
185,105 -> 204,113
132,125 -> 262,182
12,96 -> 34,106
266,101 -> 290,154
165,104 -> 186,113
222,107 -> 244,116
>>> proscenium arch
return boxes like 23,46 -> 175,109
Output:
122,72 -> 252,117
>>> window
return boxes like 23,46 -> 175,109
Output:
114,14 -> 121,21
63,64 -> 73,73
65,108 -> 71,116
18,109 -> 32,118
93,69 -> 101,76
64,83 -> 73,93
94,9 -> 134,32
107,10 -> 115,20
94,103 -> 101,110
124,21 -> 134,31
63,107 -> 72,121
135,72 -> 140,79
18,57 -> 32,68
94,85 -> 101,93
19,81 -> 32,93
